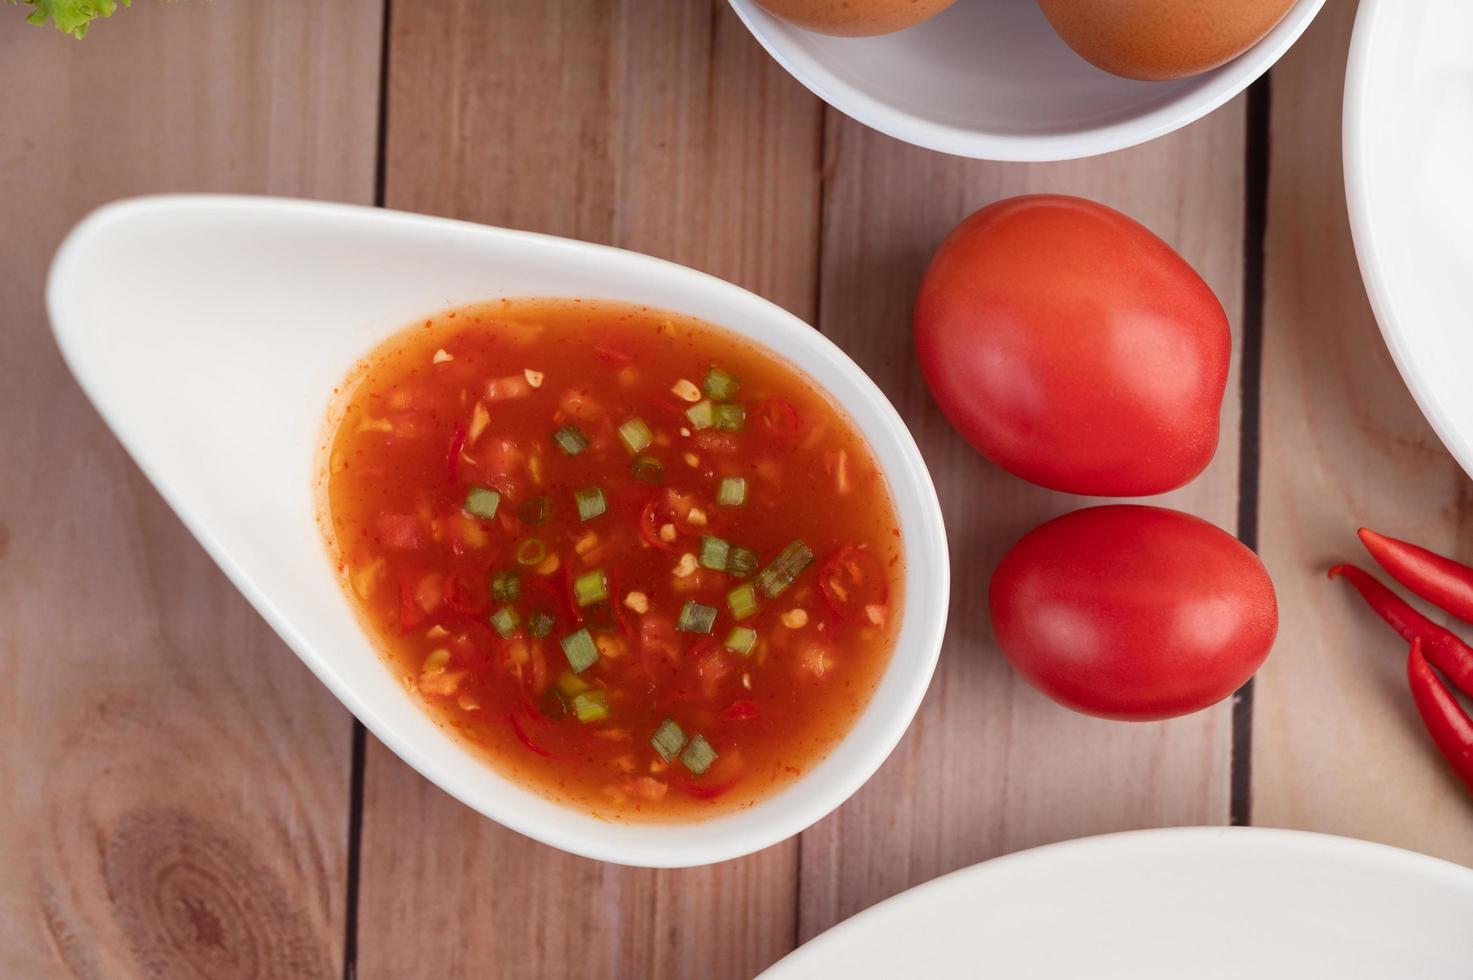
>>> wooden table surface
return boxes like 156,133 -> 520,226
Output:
4,1 -> 1471,977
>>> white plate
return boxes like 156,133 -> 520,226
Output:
46,195 -> 949,868
762,827 -> 1473,979
729,0 -> 1325,161
1346,0 -> 1473,477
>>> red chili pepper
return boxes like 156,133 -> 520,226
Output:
398,574 -> 427,634
675,778 -> 737,801
1359,528 -> 1473,626
508,711 -> 555,759
446,424 -> 467,485
1330,564 -> 1473,695
721,699 -> 758,722
1407,638 -> 1473,795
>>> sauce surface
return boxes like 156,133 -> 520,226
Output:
323,299 -> 903,819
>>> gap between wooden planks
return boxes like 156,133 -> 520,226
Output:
0,0 -> 380,977
1251,0 -> 1473,865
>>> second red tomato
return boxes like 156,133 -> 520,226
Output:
914,194 -> 1231,497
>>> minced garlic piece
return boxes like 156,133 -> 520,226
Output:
432,349 -> 454,364
422,648 -> 451,674
865,604 -> 888,627
674,553 -> 698,578
624,591 -> 650,614
467,401 -> 490,445
686,507 -> 707,526
782,609 -> 809,629
574,531 -> 599,555
671,379 -> 701,402
683,453 -> 699,468
524,368 -> 544,388
659,523 -> 677,543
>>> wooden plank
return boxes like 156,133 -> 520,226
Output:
0,2 -> 381,976
1252,0 -> 1473,864
799,107 -> 1249,937
358,3 -> 821,978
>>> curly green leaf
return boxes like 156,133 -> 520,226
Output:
7,0 -> 134,39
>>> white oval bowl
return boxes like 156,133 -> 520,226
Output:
47,195 -> 949,868
1344,0 -> 1473,479
729,0 -> 1325,161
761,827 -> 1473,978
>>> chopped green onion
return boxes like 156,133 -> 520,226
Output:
724,626 -> 758,656
557,670 -> 591,697
573,569 -> 609,607
698,535 -> 730,572
716,477 -> 747,507
617,417 -> 654,454
704,366 -> 740,400
650,718 -> 688,762
727,583 -> 759,621
727,546 -> 758,579
561,628 -> 599,673
685,399 -> 715,430
632,455 -> 665,484
574,486 -> 606,522
681,734 -> 718,775
516,538 -> 547,566
676,600 -> 717,634
571,689 -> 609,723
491,570 -> 520,603
712,403 -> 746,432
464,485 -> 501,519
518,496 -> 549,525
552,425 -> 589,456
756,539 -> 815,599
489,605 -> 521,639
528,610 -> 556,639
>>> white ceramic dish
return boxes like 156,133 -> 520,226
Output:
47,195 -> 949,868
729,0 -> 1325,162
1345,0 -> 1473,479
763,827 -> 1473,978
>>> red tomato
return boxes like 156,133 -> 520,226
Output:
914,195 -> 1230,496
989,506 -> 1277,720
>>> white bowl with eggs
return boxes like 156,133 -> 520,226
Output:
46,195 -> 950,868
728,0 -> 1326,162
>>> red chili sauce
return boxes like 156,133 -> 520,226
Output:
322,299 -> 903,818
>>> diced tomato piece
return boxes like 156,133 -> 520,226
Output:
376,513 -> 426,550
756,397 -> 801,441
484,375 -> 531,401
443,569 -> 489,615
695,645 -> 732,701
818,545 -> 889,622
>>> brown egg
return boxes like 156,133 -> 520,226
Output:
1036,0 -> 1297,81
754,0 -> 958,37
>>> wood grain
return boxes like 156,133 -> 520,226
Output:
1251,0 -> 1473,864
798,106 -> 1250,938
357,3 -> 821,978
0,2 -> 381,976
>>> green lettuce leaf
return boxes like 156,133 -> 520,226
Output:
7,0 -> 134,39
